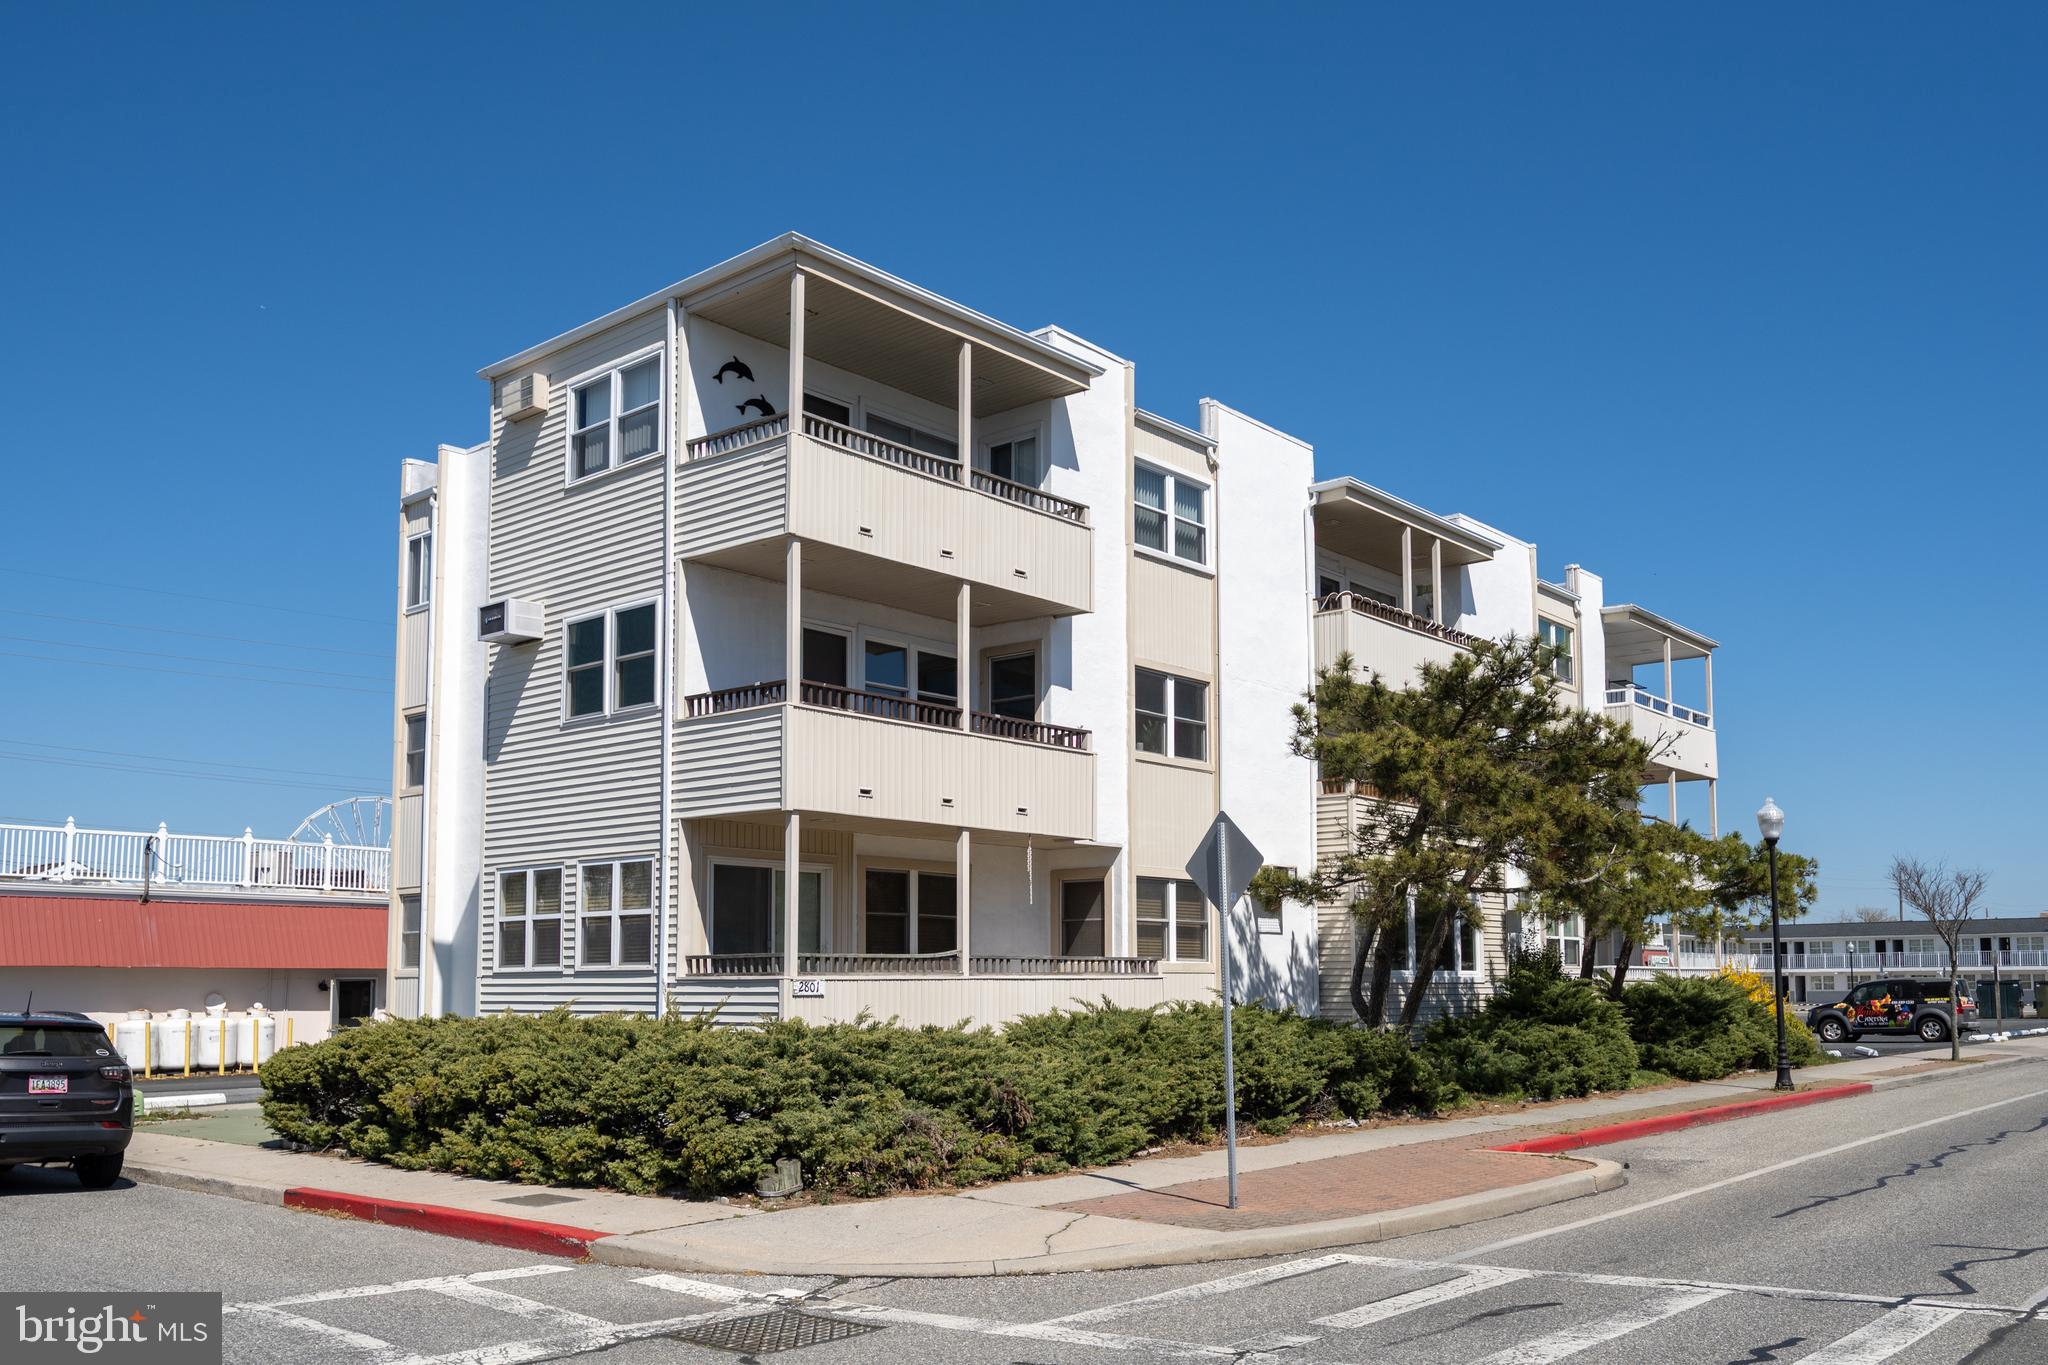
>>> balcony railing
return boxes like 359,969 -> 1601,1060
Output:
805,414 -> 960,480
1752,949 -> 2048,973
684,413 -> 789,462
971,955 -> 1159,975
0,819 -> 390,898
970,468 -> 1088,525
1315,590 -> 1481,649
683,954 -> 786,976
680,953 -> 1161,977
683,679 -> 1090,750
1606,683 -> 1712,729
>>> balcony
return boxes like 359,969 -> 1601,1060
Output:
0,818 -> 389,900
1604,683 -> 1718,780
1758,949 -> 2048,974
675,680 -> 1094,839
1313,590 -> 1479,680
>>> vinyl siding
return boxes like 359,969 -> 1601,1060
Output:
1313,606 -> 1469,682
673,707 -> 784,818
394,792 -> 423,892
676,440 -> 787,558
1130,757 -> 1214,874
1130,555 -> 1215,678
399,609 -> 430,709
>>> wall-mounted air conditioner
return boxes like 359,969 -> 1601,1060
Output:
498,373 -> 549,422
479,599 -> 544,644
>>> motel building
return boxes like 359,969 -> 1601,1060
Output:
1735,915 -> 2048,1015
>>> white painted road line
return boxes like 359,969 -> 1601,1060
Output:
235,1264 -> 575,1311
1468,1286 -> 1728,1364
633,1271 -> 804,1305
1797,1304 -> 1967,1365
1313,1265 -> 1536,1329
1043,1250 -> 1355,1324
1457,1083 -> 2048,1259
825,1301 -> 1247,1357
424,1279 -> 612,1331
233,1303 -> 412,1360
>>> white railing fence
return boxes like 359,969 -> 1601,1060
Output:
1604,682 -> 1712,729
0,818 -> 389,898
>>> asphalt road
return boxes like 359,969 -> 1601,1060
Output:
7,1059 -> 2047,1364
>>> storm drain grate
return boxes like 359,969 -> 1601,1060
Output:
495,1192 -> 580,1207
666,1308 -> 880,1354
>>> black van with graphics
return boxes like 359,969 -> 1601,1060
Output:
1805,979 -> 1978,1045
0,1013 -> 133,1187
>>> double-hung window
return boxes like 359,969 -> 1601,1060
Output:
580,859 -> 654,968
856,636 -> 955,716
405,532 -> 432,609
399,894 -> 422,970
402,713 -> 426,789
497,868 -> 562,970
1135,668 -> 1208,761
1546,913 -> 1582,967
1135,877 -> 1208,962
1537,618 -> 1575,683
566,603 -> 658,719
570,355 -> 662,481
1388,895 -> 1480,974
1133,465 -> 1208,565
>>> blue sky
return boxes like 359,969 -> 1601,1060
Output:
2,4 -> 2041,916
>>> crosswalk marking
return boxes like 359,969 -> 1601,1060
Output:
1797,1304 -> 1966,1365
826,1301 -> 1249,1357
233,1304 -> 414,1361
1044,1251 -> 1355,1324
235,1264 -> 575,1311
424,1279 -> 612,1331
1466,1286 -> 1728,1364
633,1271 -> 806,1304
1314,1265 -> 1536,1329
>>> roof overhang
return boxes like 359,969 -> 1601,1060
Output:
1602,604 -> 1717,668
481,234 -> 1102,415
1135,409 -> 1216,448
1310,478 -> 1500,569
1537,579 -> 1580,607
0,893 -> 387,969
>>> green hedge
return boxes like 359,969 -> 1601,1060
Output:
259,1002 -> 1449,1198
1419,955 -> 1640,1101
1621,974 -> 1827,1080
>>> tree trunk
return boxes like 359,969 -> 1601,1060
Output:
1578,934 -> 1600,980
1348,920 -> 1378,1025
1606,937 -> 1635,1000
1366,929 -> 1396,1028
1398,909 -> 1461,1031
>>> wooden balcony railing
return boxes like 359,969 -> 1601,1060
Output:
970,956 -> 1159,976
970,468 -> 1088,525
678,953 -> 1161,978
1315,590 -> 1482,649
799,952 -> 960,975
682,954 -> 784,976
804,414 -> 960,481
681,680 -> 1091,750
684,413 -> 789,462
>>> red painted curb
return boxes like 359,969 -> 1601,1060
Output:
1489,1082 -> 1876,1154
283,1187 -> 607,1258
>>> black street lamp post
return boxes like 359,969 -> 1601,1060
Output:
1757,797 -> 1794,1090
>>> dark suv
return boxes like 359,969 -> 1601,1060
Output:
1806,979 -> 1978,1045
0,1013 -> 133,1187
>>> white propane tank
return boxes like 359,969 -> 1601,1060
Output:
246,1005 -> 277,1066
155,1008 -> 194,1071
193,1005 -> 239,1070
114,1014 -> 151,1069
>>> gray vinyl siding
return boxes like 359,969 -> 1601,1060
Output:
671,977 -> 780,1027
676,442 -> 787,557
479,309 -> 669,1018
673,708 -> 783,818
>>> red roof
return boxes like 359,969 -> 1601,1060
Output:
0,894 -> 386,969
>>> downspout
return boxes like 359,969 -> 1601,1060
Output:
417,486 -> 438,1015
657,299 -> 678,1018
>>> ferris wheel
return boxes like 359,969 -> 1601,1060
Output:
291,796 -> 391,848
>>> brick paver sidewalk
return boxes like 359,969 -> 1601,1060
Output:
1046,1137 -> 1584,1231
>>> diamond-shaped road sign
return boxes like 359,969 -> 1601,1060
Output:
1187,812 -> 1263,913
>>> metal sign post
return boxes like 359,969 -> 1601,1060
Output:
1188,811 -> 1263,1212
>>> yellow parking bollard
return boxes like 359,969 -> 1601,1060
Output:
142,1020 -> 153,1079
183,1019 -> 192,1077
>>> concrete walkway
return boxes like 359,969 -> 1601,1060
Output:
119,1044 -> 2040,1277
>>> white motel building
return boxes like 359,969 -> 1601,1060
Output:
386,235 -> 1724,1030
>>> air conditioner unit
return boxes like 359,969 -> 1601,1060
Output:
479,598 -> 544,645
498,372 -> 549,422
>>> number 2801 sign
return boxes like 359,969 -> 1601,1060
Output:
792,978 -> 824,998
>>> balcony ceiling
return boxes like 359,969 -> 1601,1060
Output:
1602,604 -> 1716,668
1312,480 -> 1499,570
687,261 -> 1095,416
694,535 -> 1075,626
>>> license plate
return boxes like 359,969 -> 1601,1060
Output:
28,1076 -> 68,1095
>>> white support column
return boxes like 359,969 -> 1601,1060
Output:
1667,771 -> 1678,825
1663,637 -> 1674,705
956,827 -> 971,976
955,581 -> 971,732
785,539 -> 803,696
1430,536 -> 1444,625
956,340 -> 972,486
786,271 -> 805,431
1400,525 -> 1415,617
1703,650 -> 1714,721
1708,778 -> 1718,837
783,810 -> 801,979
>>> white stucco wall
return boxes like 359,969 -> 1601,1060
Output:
0,968 -> 349,1049
1447,514 -> 1538,644
1203,400 -> 1317,1015
1566,564 -> 1607,710
424,440 -> 489,1016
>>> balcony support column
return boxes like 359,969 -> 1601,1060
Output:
956,827 -> 971,977
1400,525 -> 1415,617
785,539 -> 802,699
787,270 -> 805,433
1667,771 -> 1678,824
1430,536 -> 1444,625
1708,777 -> 1718,838
956,340 -> 972,487
1663,637 -> 1673,707
1704,649 -> 1714,720
784,809 -> 801,979
955,581 -> 971,732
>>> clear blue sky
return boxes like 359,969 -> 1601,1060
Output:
3,4 -> 2041,917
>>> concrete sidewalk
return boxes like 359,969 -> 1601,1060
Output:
120,1044 -> 2040,1276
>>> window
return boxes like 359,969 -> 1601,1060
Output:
1537,618 -> 1574,683
399,894 -> 421,970
862,868 -> 955,955
580,859 -> 654,968
983,433 -> 1041,486
803,392 -> 851,426
858,635 -> 954,705
405,532 -> 432,610
1135,668 -> 1208,761
864,411 -> 958,461
565,603 -> 658,719
1133,465 -> 1207,565
1548,914 -> 1584,967
709,862 -> 825,955
402,713 -> 426,789
1060,878 -> 1106,956
802,627 -> 849,688
497,868 -> 562,970
1392,897 -> 1481,974
570,355 -> 662,481
1136,877 -> 1208,962
988,651 -> 1036,720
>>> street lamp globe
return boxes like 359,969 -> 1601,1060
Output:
1756,797 -> 1785,847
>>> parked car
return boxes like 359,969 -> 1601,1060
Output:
0,1013 -> 133,1187
1806,979 -> 1978,1045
